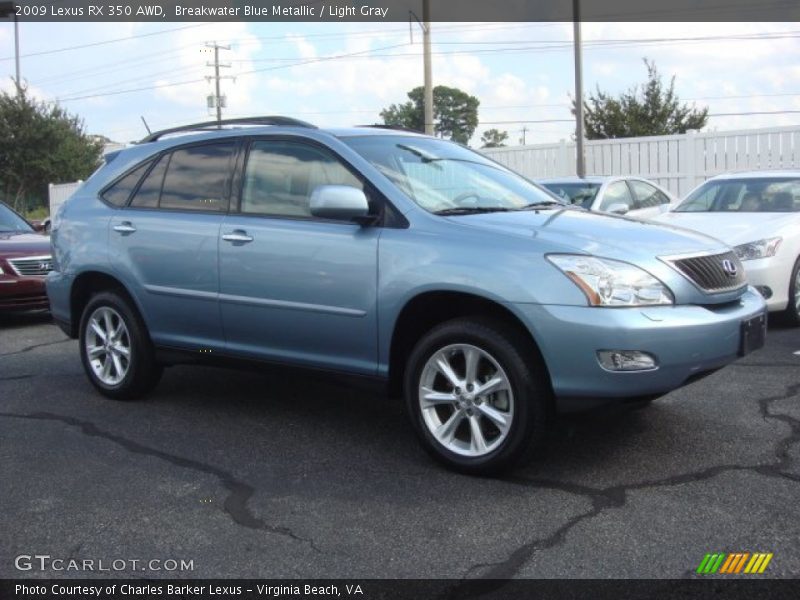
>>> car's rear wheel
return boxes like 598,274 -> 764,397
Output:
79,291 -> 162,400
404,317 -> 550,475
784,256 -> 800,327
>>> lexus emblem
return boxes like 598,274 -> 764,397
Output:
721,259 -> 738,278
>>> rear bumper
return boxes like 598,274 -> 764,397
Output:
45,270 -> 74,335
512,287 -> 767,410
0,277 -> 49,311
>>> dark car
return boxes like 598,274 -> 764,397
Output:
0,201 -> 52,311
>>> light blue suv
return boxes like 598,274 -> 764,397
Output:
47,117 -> 767,474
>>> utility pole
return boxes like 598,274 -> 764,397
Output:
520,126 -> 529,146
422,0 -> 434,135
205,42 -> 232,126
0,2 -> 20,94
13,7 -> 19,94
573,0 -> 586,177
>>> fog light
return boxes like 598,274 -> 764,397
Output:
754,286 -> 773,299
597,350 -> 657,372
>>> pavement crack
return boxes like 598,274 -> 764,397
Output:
450,380 -> 800,586
732,362 -> 800,368
0,374 -> 33,381
0,338 -> 71,357
0,411 -> 319,552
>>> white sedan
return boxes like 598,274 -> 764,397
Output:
537,175 -> 677,219
654,171 -> 800,325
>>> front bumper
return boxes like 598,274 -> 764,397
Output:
512,287 -> 767,409
741,256 -> 793,312
0,277 -> 49,311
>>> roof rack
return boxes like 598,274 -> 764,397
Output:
358,124 -> 424,134
139,116 -> 317,143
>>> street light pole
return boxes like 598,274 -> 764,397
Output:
422,0 -> 433,135
573,0 -> 586,178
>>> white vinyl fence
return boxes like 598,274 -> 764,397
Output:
48,181 -> 82,217
482,125 -> 800,198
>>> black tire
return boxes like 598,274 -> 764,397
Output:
79,291 -> 162,400
404,317 -> 551,475
782,256 -> 800,327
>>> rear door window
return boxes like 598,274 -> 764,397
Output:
599,181 -> 635,211
630,180 -> 669,209
160,143 -> 237,212
130,156 -> 168,209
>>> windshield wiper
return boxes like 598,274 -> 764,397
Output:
434,207 -> 515,216
518,200 -> 568,210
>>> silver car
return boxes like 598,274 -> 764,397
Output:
538,176 -> 676,219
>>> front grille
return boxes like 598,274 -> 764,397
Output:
670,251 -> 746,293
7,255 -> 53,277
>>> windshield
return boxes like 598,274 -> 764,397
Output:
0,203 -> 34,233
540,182 -> 601,209
342,135 -> 564,214
676,178 -> 800,213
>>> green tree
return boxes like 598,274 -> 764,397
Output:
577,59 -> 708,139
0,84 -> 103,213
380,85 -> 480,144
480,128 -> 509,148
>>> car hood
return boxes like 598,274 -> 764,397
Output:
0,231 -> 51,256
653,211 -> 800,245
446,208 -> 727,260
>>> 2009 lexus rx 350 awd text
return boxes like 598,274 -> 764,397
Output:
46,117 -> 767,474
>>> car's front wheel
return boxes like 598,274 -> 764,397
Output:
404,318 -> 551,475
79,291 -> 162,400
784,256 -> 800,327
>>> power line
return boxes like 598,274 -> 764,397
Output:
56,42 -> 411,103
0,23 -> 212,62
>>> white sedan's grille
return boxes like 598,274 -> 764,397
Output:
7,255 -> 53,277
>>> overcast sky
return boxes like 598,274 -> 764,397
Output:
1,21 -> 798,146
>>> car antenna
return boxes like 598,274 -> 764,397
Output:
140,116 -> 151,135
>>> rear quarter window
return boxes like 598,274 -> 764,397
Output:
101,160 -> 152,207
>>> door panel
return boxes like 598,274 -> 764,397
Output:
109,211 -> 224,349
219,217 -> 379,373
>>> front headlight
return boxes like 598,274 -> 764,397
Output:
733,237 -> 782,261
548,255 -> 674,306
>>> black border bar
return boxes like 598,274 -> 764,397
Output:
4,0 -> 800,22
4,579 -> 800,600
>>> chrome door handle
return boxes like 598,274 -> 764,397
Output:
222,231 -> 253,243
113,222 -> 136,234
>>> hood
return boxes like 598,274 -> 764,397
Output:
653,211 -> 800,246
445,208 -> 727,260
0,231 -> 51,256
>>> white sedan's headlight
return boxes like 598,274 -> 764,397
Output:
733,237 -> 782,261
548,255 -> 674,306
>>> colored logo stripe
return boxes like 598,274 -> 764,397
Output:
697,553 -> 773,574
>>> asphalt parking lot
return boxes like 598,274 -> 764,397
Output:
1,313 -> 798,580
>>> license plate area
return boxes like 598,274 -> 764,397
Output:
739,313 -> 767,357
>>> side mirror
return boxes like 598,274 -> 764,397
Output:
606,203 -> 630,215
30,220 -> 45,232
310,185 -> 370,222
